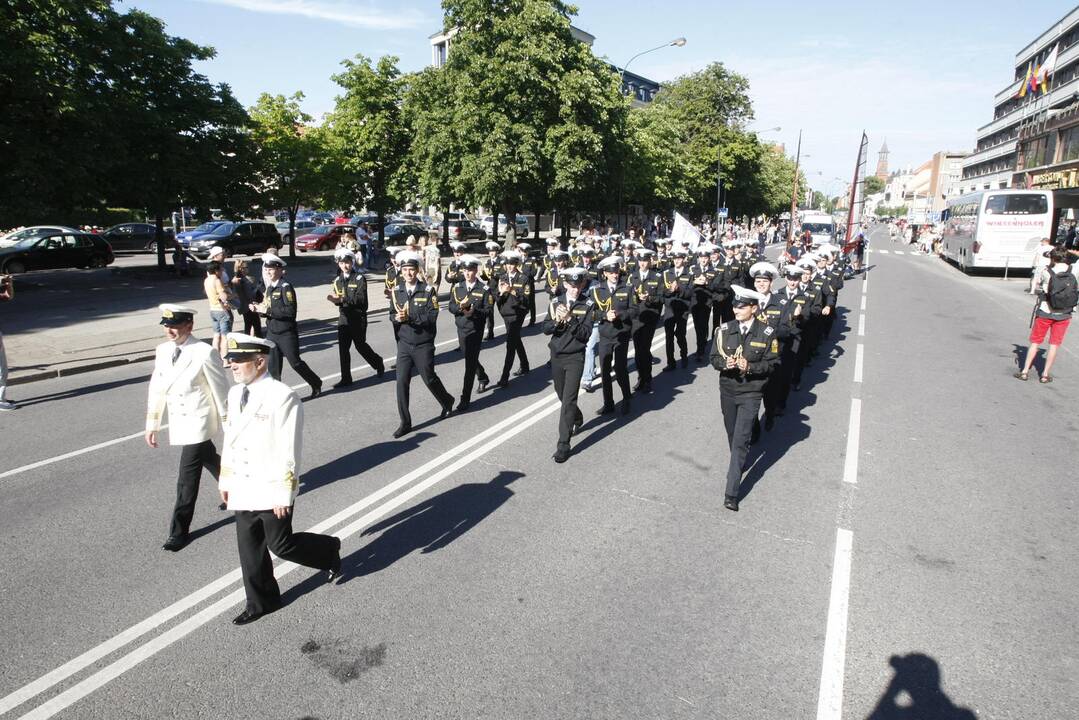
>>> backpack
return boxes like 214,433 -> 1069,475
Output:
1046,268 -> 1079,312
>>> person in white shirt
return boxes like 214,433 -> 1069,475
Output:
220,333 -> 342,625
145,304 -> 229,551
1016,249 -> 1077,384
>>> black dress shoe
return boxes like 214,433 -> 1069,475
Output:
332,380 -> 352,390
724,495 -> 739,512
162,535 -> 188,552
633,379 -> 642,391
620,399 -> 631,416
553,445 -> 570,463
375,360 -> 386,378
232,606 -> 279,625
477,379 -> 489,393
597,404 -> 615,416
218,502 -> 227,511
392,424 -> 411,439
440,402 -> 453,419
496,378 -> 509,389
639,381 -> 653,394
764,415 -> 775,431
308,384 -> 322,400
456,399 -> 470,412
572,417 -> 583,436
513,366 -> 529,377
583,382 -> 596,393
327,539 -> 343,583
681,357 -> 688,369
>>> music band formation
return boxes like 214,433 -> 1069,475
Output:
145,231 -> 850,624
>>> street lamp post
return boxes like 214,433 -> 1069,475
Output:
787,130 -> 803,245
617,37 -> 686,231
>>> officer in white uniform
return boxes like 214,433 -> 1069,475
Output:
145,304 -> 229,551
219,333 -> 342,625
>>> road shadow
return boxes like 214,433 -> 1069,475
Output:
1011,343 -> 1043,374
301,432 -> 436,494
866,653 -> 976,720
339,469 -> 525,580
187,512 -> 235,543
739,401 -> 814,502
11,373 -> 146,407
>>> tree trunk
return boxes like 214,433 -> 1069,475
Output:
377,208 -> 385,248
288,205 -> 297,259
155,214 -> 166,270
561,208 -> 570,245
442,206 -> 450,250
534,209 -> 540,242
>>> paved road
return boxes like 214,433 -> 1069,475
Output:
0,225 -> 1074,719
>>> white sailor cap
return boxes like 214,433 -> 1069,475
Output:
385,245 -> 404,257
261,253 -> 286,267
458,254 -> 481,268
816,244 -> 837,256
224,332 -> 275,361
597,256 -> 622,272
516,242 -> 531,252
574,244 -> 596,256
655,237 -> 672,246
783,263 -> 804,278
635,248 -> 655,259
723,239 -> 739,249
449,241 -> 466,251
209,245 -> 226,258
501,249 -> 523,263
395,250 -> 421,268
750,261 -> 779,280
333,248 -> 356,262
670,246 -> 689,257
549,249 -> 570,260
730,285 -> 767,306
545,237 -> 560,246
560,266 -> 590,282
695,242 -> 715,255
159,303 -> 197,325
796,257 -> 817,270
620,239 -> 638,249
485,240 -> 501,251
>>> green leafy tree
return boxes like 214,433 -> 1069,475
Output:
324,55 -> 410,247
863,175 -> 885,195
248,92 -> 329,258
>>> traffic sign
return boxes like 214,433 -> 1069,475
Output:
717,207 -> 729,218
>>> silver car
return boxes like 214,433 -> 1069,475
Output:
479,215 -> 530,238
275,220 -> 318,243
0,225 -> 82,248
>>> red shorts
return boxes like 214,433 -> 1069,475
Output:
1030,316 -> 1071,345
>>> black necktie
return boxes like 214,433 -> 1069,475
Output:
171,346 -> 181,365
240,386 -> 249,413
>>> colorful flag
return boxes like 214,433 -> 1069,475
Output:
1039,44 -> 1059,93
1017,63 -> 1033,98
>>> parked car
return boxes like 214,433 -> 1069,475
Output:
296,224 -> 353,252
275,220 -> 317,243
382,222 -> 432,245
187,221 -> 281,258
394,213 -> 435,228
0,232 -> 114,273
101,223 -> 173,252
312,212 -> 336,224
0,225 -> 82,248
480,214 -> 530,238
446,219 -> 488,244
176,221 -> 228,248
274,211 -> 289,222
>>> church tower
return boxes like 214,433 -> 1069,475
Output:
875,139 -> 889,180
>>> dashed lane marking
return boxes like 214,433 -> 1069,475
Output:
815,528 -> 854,720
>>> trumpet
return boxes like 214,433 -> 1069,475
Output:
635,283 -> 649,302
0,274 -> 12,300
392,294 -> 410,322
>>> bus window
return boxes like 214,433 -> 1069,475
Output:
984,194 -> 1048,215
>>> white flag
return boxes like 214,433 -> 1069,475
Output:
1041,44 -> 1059,81
671,212 -> 702,251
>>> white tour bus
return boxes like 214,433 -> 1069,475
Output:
942,189 -> 1053,271
800,211 -> 836,245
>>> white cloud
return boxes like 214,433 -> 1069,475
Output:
194,0 -> 425,30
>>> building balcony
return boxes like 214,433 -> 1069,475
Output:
1014,7 -> 1079,68
978,75 -> 1079,136
997,37 -> 1079,104
963,139 -> 1018,168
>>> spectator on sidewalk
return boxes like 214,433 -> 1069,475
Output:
231,259 -> 262,337
172,241 -> 197,277
204,261 -> 234,362
0,273 -> 16,410
1030,238 -> 1053,295
1016,248 -> 1078,383
357,222 -> 371,266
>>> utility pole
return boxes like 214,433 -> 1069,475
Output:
787,129 -> 802,245
715,151 -> 723,231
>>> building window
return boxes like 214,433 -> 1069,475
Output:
1061,126 -> 1079,162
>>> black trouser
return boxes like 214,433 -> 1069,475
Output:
691,303 -> 712,356
234,509 -> 337,614
718,297 -> 734,323
170,439 -> 220,539
527,278 -> 537,324
267,327 -> 321,390
823,307 -> 837,339
711,303 -> 724,336
632,322 -> 658,384
396,339 -> 453,427
241,311 -> 262,337
485,298 -> 496,337
458,329 -> 488,403
598,339 -> 630,406
664,313 -> 688,364
763,344 -> 794,418
720,390 -> 762,498
499,316 -> 529,380
337,319 -> 383,382
551,352 -> 585,448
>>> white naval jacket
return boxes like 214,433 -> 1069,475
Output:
145,337 -> 229,446
219,373 -> 303,511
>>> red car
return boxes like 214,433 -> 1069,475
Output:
295,224 -> 351,252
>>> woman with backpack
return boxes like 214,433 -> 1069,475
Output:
1016,248 -> 1077,383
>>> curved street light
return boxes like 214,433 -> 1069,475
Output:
618,37 -> 687,87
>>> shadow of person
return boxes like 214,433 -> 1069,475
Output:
186,512 -> 235,543
866,653 -> 976,720
300,432 -> 437,494
13,373 -> 146,407
739,402 -> 813,502
342,470 -> 525,580
1012,343 -> 1042,374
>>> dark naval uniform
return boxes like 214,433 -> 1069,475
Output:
495,267 -> 531,383
661,265 -> 694,369
544,286 -> 597,461
689,261 -> 723,360
392,279 -> 454,433
332,269 -> 385,385
592,280 -> 637,413
709,317 -> 780,507
759,292 -> 800,427
263,279 -> 322,395
629,268 -> 663,392
481,255 -> 502,339
448,279 -> 492,409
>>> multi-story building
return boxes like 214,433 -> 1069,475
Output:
957,6 -> 1079,196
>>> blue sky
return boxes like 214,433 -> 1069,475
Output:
126,0 -> 1077,197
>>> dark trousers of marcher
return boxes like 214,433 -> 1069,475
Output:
485,304 -> 495,338
234,509 -> 337,614
551,352 -> 585,449
527,278 -> 537,325
718,297 -> 734,324
721,391 -> 762,499
598,341 -> 630,407
823,309 -> 837,340
763,346 -> 794,419
396,339 -> 453,427
499,317 -> 529,380
664,313 -> 688,365
338,320 -> 383,382
458,330 -> 488,404
241,311 -> 262,337
632,323 -> 657,385
266,328 -> 321,390
170,439 -> 220,539
711,302 -> 724,336
690,304 -> 712,357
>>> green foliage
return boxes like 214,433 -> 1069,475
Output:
874,204 -> 908,217
863,175 -> 885,195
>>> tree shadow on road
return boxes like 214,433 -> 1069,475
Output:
865,653 -> 976,720
340,469 -> 525,580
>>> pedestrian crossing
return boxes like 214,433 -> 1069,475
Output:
866,248 -> 933,257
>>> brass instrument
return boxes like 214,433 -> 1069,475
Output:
392,291 -> 410,322
0,274 -> 12,300
636,282 -> 649,302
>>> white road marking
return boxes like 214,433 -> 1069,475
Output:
862,274 -> 868,294
842,398 -> 861,485
0,316 -> 539,482
857,314 -> 865,337
815,527 -> 854,720
853,344 -> 863,384
6,324 -> 674,716
894,250 -> 904,255
878,249 -> 889,254
860,295 -> 866,311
